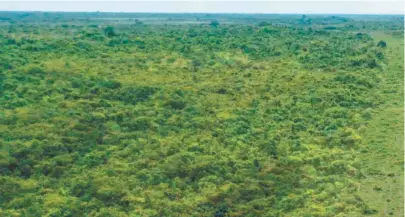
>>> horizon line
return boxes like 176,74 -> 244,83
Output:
1,10 -> 403,15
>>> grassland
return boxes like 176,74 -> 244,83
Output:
357,32 -> 404,217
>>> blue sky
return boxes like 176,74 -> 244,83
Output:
0,1 -> 403,14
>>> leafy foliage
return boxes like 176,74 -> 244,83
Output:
103,26 -> 117,37
0,12 -> 403,217
377,40 -> 387,48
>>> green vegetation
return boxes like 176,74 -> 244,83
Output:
357,32 -> 404,217
0,12 -> 403,216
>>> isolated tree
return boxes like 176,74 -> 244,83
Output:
210,19 -> 219,27
103,26 -> 116,37
377,40 -> 387,48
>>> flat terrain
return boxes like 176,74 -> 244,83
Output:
358,32 -> 404,217
0,12 -> 403,217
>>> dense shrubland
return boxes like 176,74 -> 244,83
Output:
0,13 -> 403,216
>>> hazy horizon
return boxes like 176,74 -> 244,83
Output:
1,1 -> 404,15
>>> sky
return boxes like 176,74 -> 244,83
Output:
0,1 -> 403,14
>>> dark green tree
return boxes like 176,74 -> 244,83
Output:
103,26 -> 116,37
210,20 -> 219,27
377,40 -> 387,48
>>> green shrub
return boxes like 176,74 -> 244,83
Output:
377,40 -> 387,48
103,26 -> 117,37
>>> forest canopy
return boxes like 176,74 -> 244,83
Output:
0,12 -> 404,217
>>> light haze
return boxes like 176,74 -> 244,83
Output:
0,1 -> 403,14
